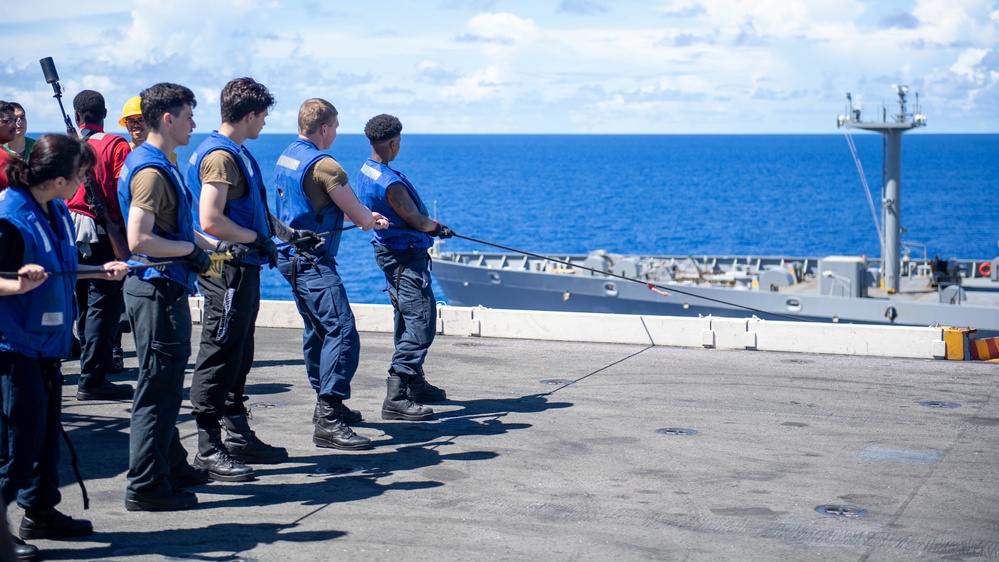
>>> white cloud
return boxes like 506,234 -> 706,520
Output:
950,49 -> 990,80
465,12 -> 541,44
439,66 -> 508,102
679,0 -> 867,40
3,1 -> 998,133
913,0 -> 999,45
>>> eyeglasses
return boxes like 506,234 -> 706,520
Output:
0,117 -> 16,126
125,117 -> 146,127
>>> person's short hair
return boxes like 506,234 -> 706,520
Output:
364,114 -> 402,144
3,134 -> 95,188
8,102 -> 24,115
298,99 -> 338,135
220,77 -> 275,123
140,83 -> 197,132
73,90 -> 106,124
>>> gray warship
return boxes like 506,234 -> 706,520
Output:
430,87 -> 999,336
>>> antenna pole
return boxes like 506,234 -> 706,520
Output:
837,85 -> 926,293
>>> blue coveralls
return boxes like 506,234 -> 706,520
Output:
355,158 -> 437,379
185,133 -> 271,421
118,143 -> 199,496
0,185 -> 78,512
273,138 -> 358,399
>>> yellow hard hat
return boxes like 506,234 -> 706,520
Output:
118,96 -> 142,126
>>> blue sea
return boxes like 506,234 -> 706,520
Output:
172,133 -> 999,305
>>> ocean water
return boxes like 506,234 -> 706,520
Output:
173,133 -> 999,305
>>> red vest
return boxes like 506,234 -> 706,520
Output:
0,149 -> 10,187
67,124 -> 130,226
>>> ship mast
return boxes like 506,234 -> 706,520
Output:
838,85 -> 926,294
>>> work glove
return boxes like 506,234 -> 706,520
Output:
254,232 -> 279,268
290,229 -> 322,253
185,244 -> 212,274
428,221 -> 454,239
216,240 -> 250,262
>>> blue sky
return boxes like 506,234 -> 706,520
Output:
3,0 -> 998,135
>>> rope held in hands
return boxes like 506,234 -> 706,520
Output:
0,252 -> 234,280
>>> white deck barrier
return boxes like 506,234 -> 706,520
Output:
190,298 -> 948,360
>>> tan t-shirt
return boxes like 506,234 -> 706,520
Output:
302,157 -> 349,212
128,167 -> 180,233
199,150 -> 248,203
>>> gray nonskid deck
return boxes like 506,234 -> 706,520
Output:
16,327 -> 999,561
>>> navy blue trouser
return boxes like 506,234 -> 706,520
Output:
278,252 -> 360,400
0,352 -> 62,511
189,263 -> 260,422
75,277 -> 125,389
373,245 -> 437,378
124,276 -> 192,495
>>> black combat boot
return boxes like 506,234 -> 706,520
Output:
312,396 -> 362,425
382,375 -> 434,421
407,368 -> 447,403
11,536 -> 39,562
223,408 -> 288,464
124,488 -> 197,512
18,507 -> 92,540
194,424 -> 255,482
313,397 -> 373,450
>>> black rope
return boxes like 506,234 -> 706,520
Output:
0,260 -> 188,279
275,226 -> 358,249
44,360 -> 89,510
448,232 -> 818,323
58,425 -> 89,510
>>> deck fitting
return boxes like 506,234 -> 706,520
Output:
249,402 -> 286,409
815,505 -> 867,517
656,428 -> 699,436
918,401 -> 961,409
539,379 -> 573,385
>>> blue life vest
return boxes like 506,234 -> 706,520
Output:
118,142 -> 198,293
273,138 -> 344,258
355,158 -> 432,250
0,186 -> 78,357
186,132 -> 272,265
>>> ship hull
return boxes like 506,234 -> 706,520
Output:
432,253 -> 999,336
